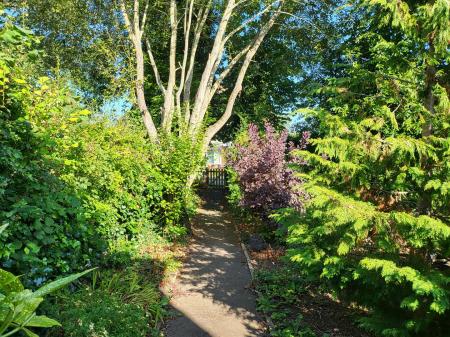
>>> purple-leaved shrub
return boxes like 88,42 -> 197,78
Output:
228,122 -> 309,213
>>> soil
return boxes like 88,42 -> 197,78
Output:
248,244 -> 373,337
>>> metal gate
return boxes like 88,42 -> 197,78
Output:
198,168 -> 227,188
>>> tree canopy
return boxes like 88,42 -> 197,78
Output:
5,0 -> 340,142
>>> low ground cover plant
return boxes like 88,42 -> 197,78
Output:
48,291 -> 149,337
41,233 -> 181,337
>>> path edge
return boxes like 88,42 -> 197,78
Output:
237,233 -> 275,332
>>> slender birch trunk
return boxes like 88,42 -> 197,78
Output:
161,0 -> 177,132
119,0 -> 158,141
118,0 -> 284,157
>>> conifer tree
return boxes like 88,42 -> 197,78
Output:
282,1 -> 450,335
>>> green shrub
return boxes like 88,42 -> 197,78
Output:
46,290 -> 150,337
226,167 -> 244,212
0,19 -> 197,284
278,1 -> 450,335
274,187 -> 450,336
147,132 -> 203,237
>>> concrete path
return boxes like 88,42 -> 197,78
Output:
163,191 -> 265,337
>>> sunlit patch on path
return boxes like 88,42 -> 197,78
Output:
163,191 -> 265,337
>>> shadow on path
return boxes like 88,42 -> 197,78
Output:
163,190 -> 265,337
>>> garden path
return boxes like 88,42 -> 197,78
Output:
163,190 -> 265,337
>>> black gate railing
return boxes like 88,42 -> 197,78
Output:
197,168 -> 227,188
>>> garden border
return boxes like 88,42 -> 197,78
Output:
236,227 -> 276,332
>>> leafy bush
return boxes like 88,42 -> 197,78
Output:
274,188 -> 450,336
226,167 -> 245,212
147,132 -> 203,237
0,20 -> 101,285
227,123 -> 308,213
0,19 -> 197,285
0,13 -> 194,337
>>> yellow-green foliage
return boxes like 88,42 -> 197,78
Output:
0,20 -> 199,286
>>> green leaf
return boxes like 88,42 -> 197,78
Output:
0,29 -> 21,43
23,327 -> 39,337
15,26 -> 34,37
32,268 -> 95,298
0,224 -> 8,235
400,296 -> 420,311
13,297 -> 43,325
337,242 -> 350,255
26,242 -> 40,254
0,302 -> 14,325
424,179 -> 441,191
26,315 -> 61,328
0,269 -> 24,294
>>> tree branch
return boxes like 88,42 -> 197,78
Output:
119,0 -> 135,40
145,39 -> 166,94
183,0 -> 212,104
209,43 -> 252,99
189,0 -> 237,133
141,0 -> 150,31
133,0 -> 140,35
176,0 -> 195,115
119,0 -> 158,141
162,0 -> 178,132
204,3 -> 283,145
223,0 -> 281,44
198,1 -> 280,126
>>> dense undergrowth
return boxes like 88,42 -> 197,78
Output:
40,238 -> 183,337
0,18 -> 198,336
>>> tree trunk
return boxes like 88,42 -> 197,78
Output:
162,0 -> 177,132
417,36 -> 436,215
188,0 -> 237,135
119,0 -> 159,141
202,6 -> 282,148
135,39 -> 159,141
121,0 -> 283,150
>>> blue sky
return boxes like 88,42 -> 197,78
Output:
99,95 -> 132,118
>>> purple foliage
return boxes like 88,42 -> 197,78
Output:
228,123 -> 308,213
